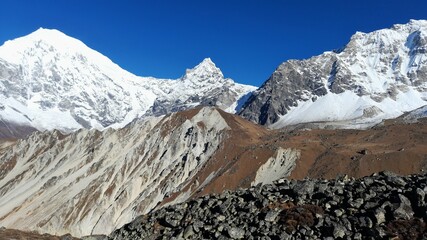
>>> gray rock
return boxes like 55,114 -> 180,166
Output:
334,209 -> 344,217
295,180 -> 315,196
363,177 -> 374,186
393,194 -> 414,220
373,209 -> 386,225
227,227 -> 245,239
359,216 -> 373,228
183,225 -> 194,239
349,198 -> 364,208
264,210 -> 280,222
387,176 -> 407,187
353,232 -> 363,240
332,223 -> 346,238
164,216 -> 180,228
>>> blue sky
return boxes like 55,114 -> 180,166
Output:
1,0 -> 426,87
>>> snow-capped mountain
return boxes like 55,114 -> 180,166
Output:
239,19 -> 427,128
0,28 -> 255,135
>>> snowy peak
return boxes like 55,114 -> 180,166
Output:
1,28 -> 87,63
4,28 -> 88,53
0,28 -> 126,77
18,28 -> 83,48
183,57 -> 224,81
144,57 -> 256,117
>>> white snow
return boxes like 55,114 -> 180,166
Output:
272,88 -> 427,129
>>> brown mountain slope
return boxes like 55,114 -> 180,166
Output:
162,108 -> 427,204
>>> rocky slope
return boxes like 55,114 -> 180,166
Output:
0,107 -> 426,237
0,107 -> 234,237
0,28 -> 255,136
240,19 -> 427,128
110,171 -> 427,240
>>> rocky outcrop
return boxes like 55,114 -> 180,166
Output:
240,20 -> 427,128
110,171 -> 427,239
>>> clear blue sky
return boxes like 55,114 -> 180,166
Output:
1,0 -> 426,87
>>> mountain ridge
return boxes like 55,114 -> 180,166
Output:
0,28 -> 256,136
239,19 -> 427,128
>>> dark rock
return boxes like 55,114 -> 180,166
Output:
357,149 -> 368,155
359,217 -> 373,228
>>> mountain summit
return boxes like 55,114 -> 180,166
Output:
240,20 -> 427,128
0,29 -> 255,136
184,57 -> 223,79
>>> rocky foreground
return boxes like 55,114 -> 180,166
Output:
110,171 -> 427,240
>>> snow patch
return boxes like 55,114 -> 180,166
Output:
271,88 -> 427,129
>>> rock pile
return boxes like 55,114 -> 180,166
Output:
109,171 -> 427,239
